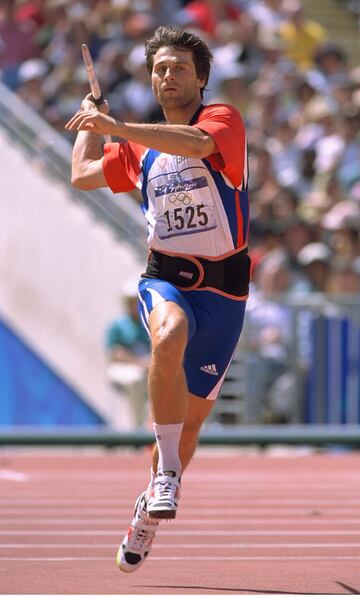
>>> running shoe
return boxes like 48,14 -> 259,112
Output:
116,491 -> 159,573
147,470 -> 181,519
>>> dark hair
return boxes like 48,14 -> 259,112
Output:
145,25 -> 213,98
314,43 -> 347,67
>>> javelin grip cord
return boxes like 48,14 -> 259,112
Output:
81,43 -> 111,142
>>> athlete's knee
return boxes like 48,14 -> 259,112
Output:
182,395 -> 214,439
150,310 -> 188,364
181,416 -> 201,442
182,411 -> 204,438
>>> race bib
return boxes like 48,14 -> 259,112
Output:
154,176 -> 217,240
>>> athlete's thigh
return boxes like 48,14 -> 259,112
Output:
183,291 -> 246,400
137,278 -> 197,340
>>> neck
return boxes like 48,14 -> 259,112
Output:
163,98 -> 203,125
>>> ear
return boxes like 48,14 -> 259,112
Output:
197,77 -> 206,92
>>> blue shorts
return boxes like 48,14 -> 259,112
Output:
138,278 -> 246,400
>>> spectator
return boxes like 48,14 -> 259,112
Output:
241,252 -> 299,423
282,216 -> 314,264
336,104 -> 360,192
308,42 -> 349,95
289,75 -> 317,128
279,0 -> 327,71
94,40 -> 131,95
297,242 -> 332,292
0,0 -> 39,89
271,186 -> 299,222
209,61 -> 250,114
15,0 -> 46,30
350,65 -> 360,107
247,83 -> 282,143
16,57 -> 49,111
321,200 -> 360,269
113,43 -> 160,122
211,14 -> 263,82
302,95 -> 343,189
327,262 -> 360,294
105,282 -> 151,427
175,0 -> 243,37
256,25 -> 293,91
266,119 -> 304,190
248,0 -> 285,29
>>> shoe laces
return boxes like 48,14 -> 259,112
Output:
128,523 -> 155,551
154,475 -> 179,502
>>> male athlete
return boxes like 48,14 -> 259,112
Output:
66,25 -> 249,573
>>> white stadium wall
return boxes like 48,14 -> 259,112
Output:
0,129 -> 147,429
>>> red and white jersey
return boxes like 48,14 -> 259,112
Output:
103,103 -> 249,258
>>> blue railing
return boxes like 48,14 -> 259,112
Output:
306,313 -> 360,424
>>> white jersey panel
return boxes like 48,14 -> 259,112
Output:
143,153 -> 235,256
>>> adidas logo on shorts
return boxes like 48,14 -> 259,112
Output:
200,363 -> 219,376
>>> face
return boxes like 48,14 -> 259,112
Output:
257,263 -> 290,293
151,46 -> 205,110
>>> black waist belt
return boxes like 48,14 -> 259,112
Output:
142,248 -> 250,298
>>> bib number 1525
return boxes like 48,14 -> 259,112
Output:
164,203 -> 209,232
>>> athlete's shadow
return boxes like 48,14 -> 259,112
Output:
134,581 -> 359,594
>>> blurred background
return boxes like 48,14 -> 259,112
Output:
0,0 -> 359,438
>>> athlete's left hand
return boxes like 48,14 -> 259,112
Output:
65,109 -> 119,136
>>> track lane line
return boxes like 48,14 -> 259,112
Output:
1,556 -> 360,562
0,529 -> 360,546
3,517 -> 360,525
2,542 -> 360,547
2,508 -> 360,515
1,497 -> 360,504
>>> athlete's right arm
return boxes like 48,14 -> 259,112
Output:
71,131 -> 107,190
70,94 -> 108,190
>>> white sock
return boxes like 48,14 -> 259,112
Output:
153,422 -> 183,478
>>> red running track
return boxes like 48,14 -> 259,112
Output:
0,448 -> 360,594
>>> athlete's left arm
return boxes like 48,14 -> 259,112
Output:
193,105 -> 246,188
65,110 -> 217,159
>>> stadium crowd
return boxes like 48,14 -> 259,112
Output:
1,0 -> 359,298
1,0 -> 359,424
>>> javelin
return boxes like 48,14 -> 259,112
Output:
81,43 -> 112,143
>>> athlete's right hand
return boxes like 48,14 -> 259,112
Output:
80,93 -> 110,115
65,107 -> 118,136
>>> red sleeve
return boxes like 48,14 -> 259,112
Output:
194,104 -> 246,188
103,140 -> 146,193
